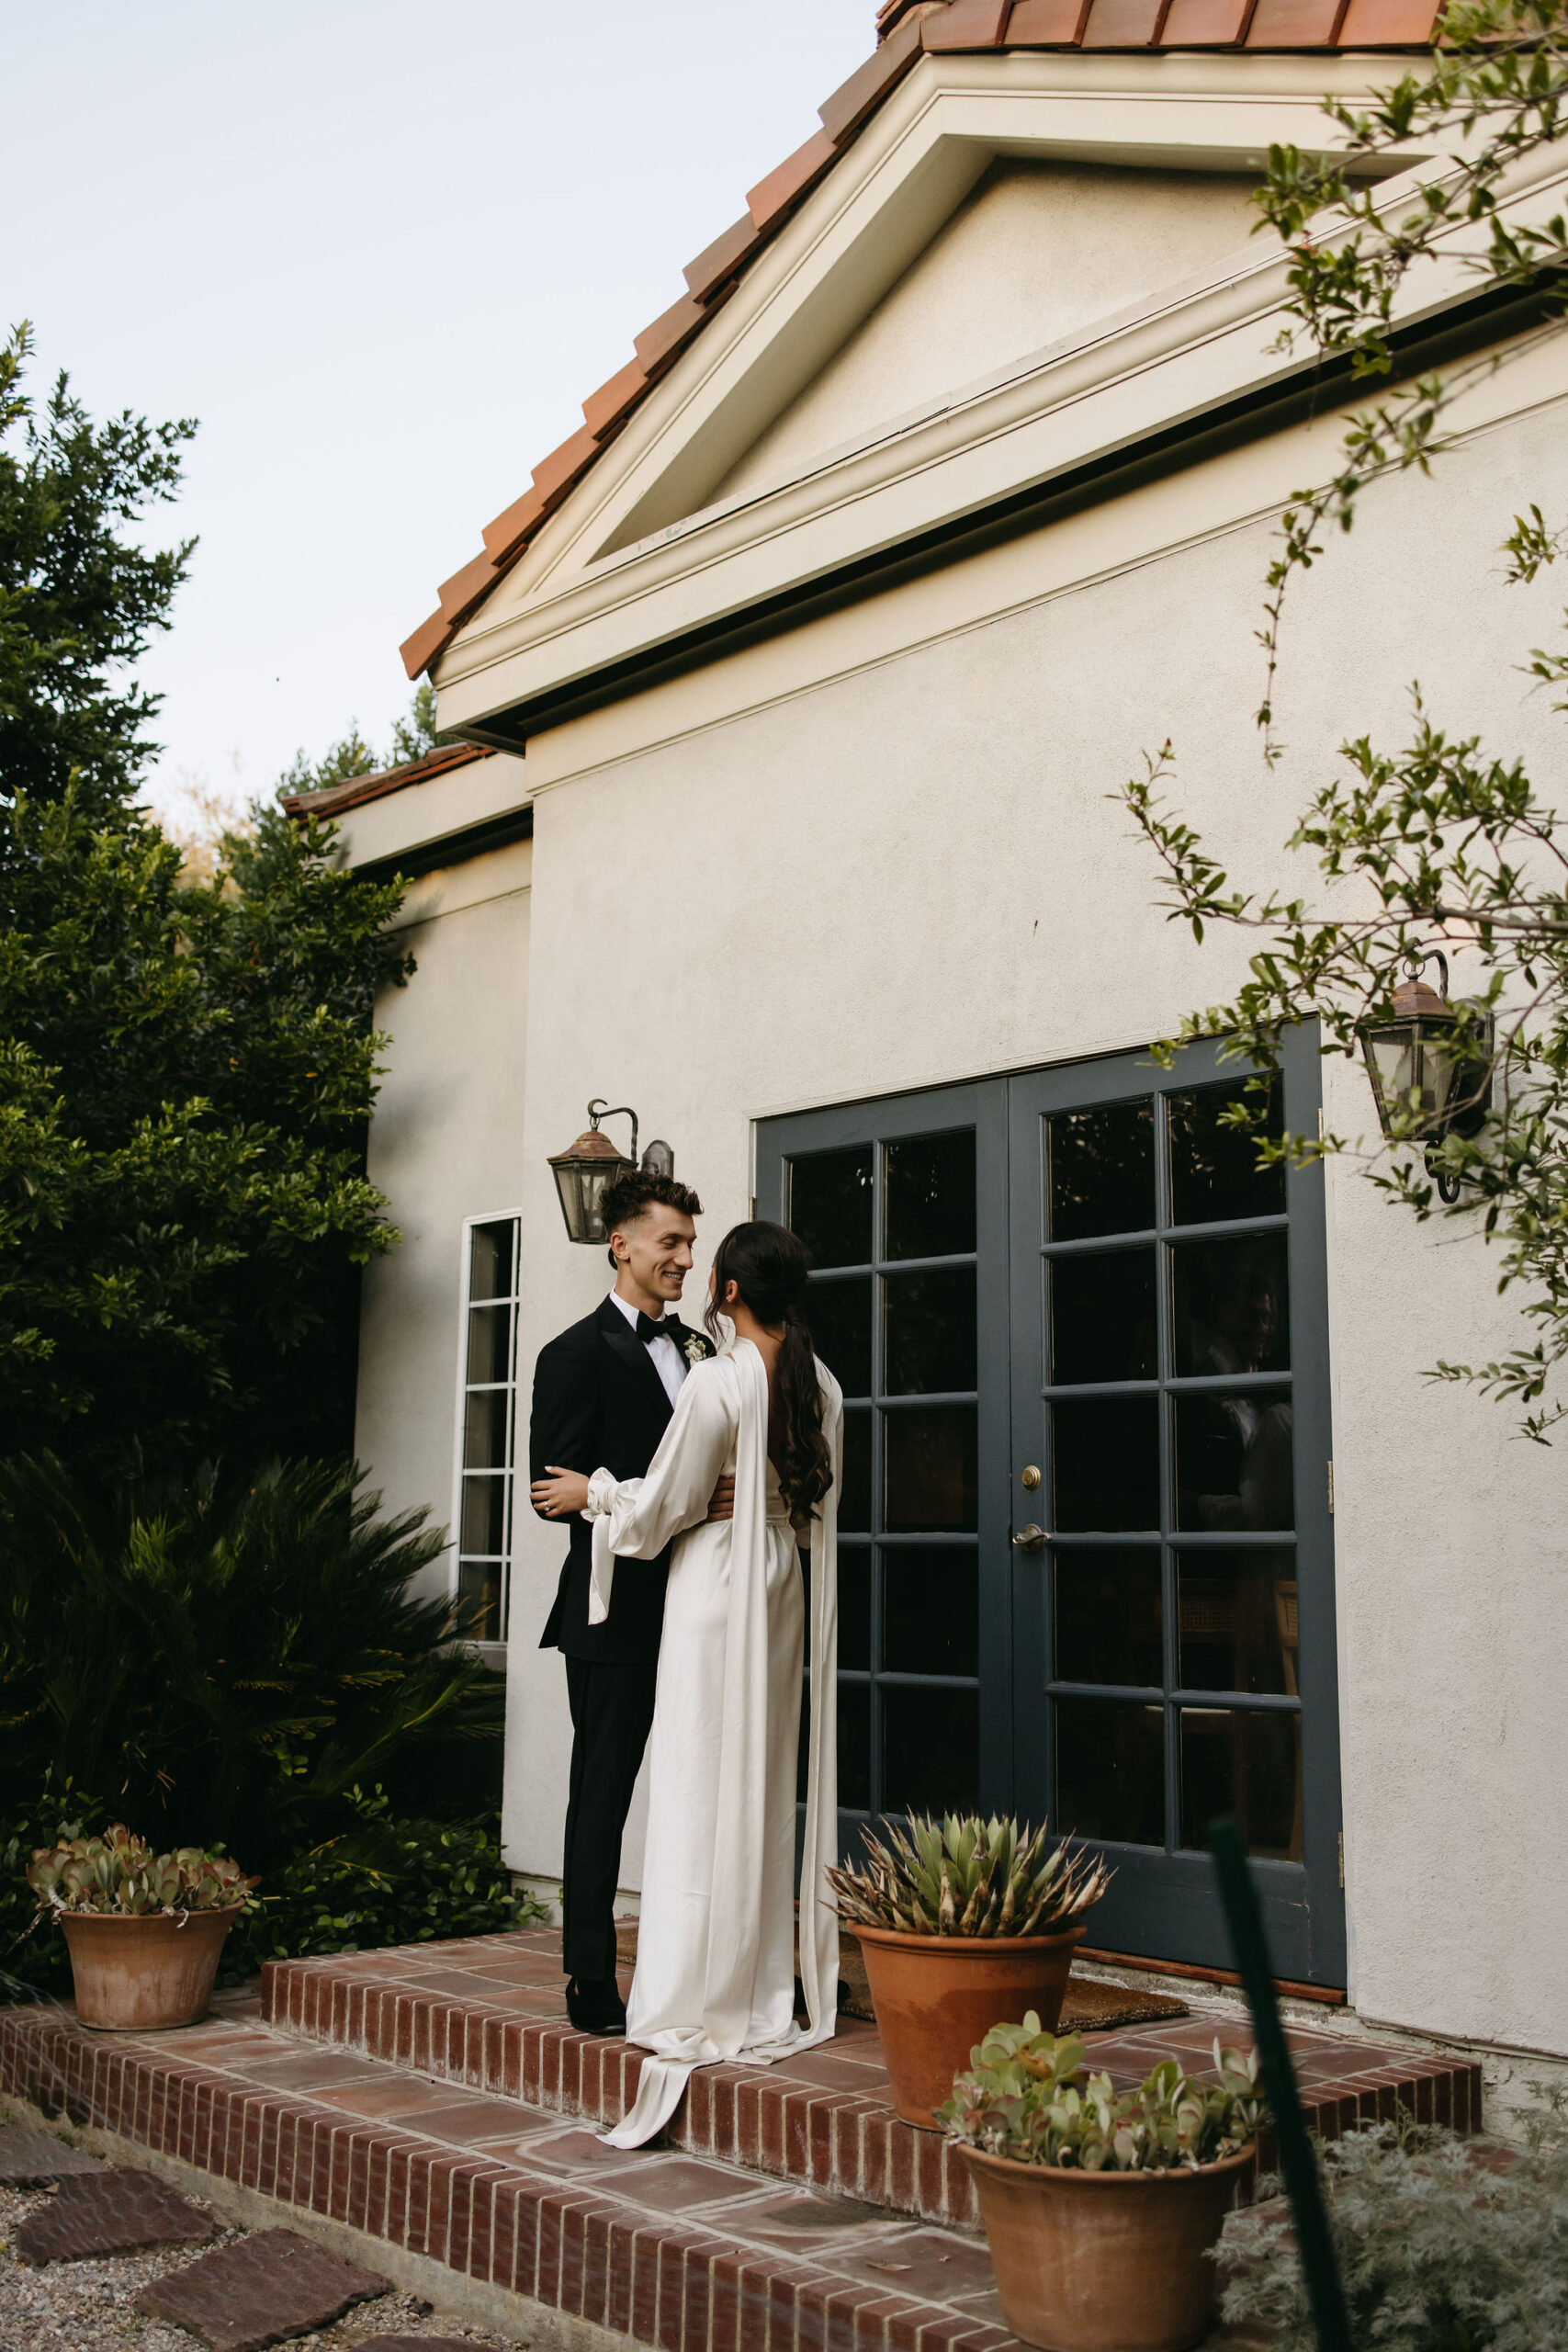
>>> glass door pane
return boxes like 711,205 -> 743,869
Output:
763,1084 -> 1010,1851
1010,1035 -> 1342,1987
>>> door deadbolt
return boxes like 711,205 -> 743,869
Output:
1021,1464 -> 1042,1490
1011,1524 -> 1045,1554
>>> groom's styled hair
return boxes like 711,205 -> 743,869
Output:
602,1170 -> 704,1267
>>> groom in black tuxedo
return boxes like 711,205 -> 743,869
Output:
528,1168 -> 709,2036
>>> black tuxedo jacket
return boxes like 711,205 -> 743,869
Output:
531,1295 -> 705,1665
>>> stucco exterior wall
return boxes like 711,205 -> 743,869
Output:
718,158 -> 1260,505
355,840 -> 532,1611
491,395 -> 1568,2058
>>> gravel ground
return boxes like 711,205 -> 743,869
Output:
0,2177 -> 520,2351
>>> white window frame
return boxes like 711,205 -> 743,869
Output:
450,1207 -> 524,1657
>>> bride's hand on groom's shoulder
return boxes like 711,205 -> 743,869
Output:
532,1466 -> 591,1519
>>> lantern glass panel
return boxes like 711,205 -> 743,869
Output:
1364,1023 -> 1417,1122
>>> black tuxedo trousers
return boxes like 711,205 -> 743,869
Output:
530,1295 -> 696,1982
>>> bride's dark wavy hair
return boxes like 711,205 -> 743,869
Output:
705,1221 -> 834,1521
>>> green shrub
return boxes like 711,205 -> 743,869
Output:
220,1789 -> 544,1980
942,2014 -> 1265,2171
1,1776 -> 107,2000
1218,2100 -> 1568,2349
0,1453 -> 502,1869
3,1781 -> 542,2000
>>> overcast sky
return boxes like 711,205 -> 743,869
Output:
6,2 -> 872,819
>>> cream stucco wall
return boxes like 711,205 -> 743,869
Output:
487,394 -> 1568,2061
355,840 -> 532,1614
717,158 -> 1260,506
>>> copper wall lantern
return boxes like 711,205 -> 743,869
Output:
1359,954 -> 1494,1203
548,1101 -> 675,1244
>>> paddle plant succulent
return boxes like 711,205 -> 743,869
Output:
942,2014 -> 1266,2172
826,1813 -> 1110,1939
27,1827 -> 258,1917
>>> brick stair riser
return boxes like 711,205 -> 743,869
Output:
263,1961 -> 980,2230
0,2008 -> 1016,2352
259,1958 -> 1483,2233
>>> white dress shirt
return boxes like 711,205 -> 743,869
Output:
608,1288 -> 688,1408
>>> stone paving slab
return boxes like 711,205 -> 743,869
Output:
0,2121 -> 105,2184
135,2225 -> 389,2348
14,2165 -> 218,2265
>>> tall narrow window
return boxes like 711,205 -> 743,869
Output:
456,1215 -> 521,1642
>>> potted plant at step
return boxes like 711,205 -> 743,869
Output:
27,1827 -> 258,2031
942,2015 -> 1266,2352
826,1814 -> 1110,2130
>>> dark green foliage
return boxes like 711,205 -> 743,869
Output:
0,1454 -> 502,1874
1,1781 -> 538,2002
0,328 -> 413,1471
1218,2107 -> 1568,2349
0,789 -> 411,1467
0,323 -> 195,819
276,682 -> 444,803
222,1789 -> 544,1981
0,1776 -> 106,2002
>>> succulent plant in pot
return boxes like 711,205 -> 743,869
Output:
942,2015 -> 1266,2352
826,1815 -> 1110,2129
28,1828 -> 259,2031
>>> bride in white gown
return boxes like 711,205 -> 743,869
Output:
532,1220 -> 842,2149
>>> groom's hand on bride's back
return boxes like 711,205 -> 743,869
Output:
705,1476 -> 735,1522
532,1466 -> 592,1519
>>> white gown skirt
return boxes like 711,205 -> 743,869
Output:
627,1511 -> 804,2052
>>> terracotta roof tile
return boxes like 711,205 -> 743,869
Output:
1160,0 -> 1256,43
1247,0 -> 1347,40
400,0 -> 1446,681
400,609 -> 451,681
437,546 -> 501,623
1007,0 -> 1095,40
283,740 -> 495,821
1337,0 -> 1436,38
921,0 -> 1016,44
683,216 -> 761,301
1082,0 -> 1171,40
582,357 -> 653,441
748,129 -> 839,233
532,423 -> 603,507
633,290 -> 715,378
818,12 -> 926,141
481,485 -> 547,563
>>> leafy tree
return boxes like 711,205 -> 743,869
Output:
1122,0 -> 1568,1434
0,322 -> 195,818
276,680 -> 443,802
0,330 -> 412,1469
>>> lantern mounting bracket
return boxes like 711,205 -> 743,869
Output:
587,1099 -> 638,1170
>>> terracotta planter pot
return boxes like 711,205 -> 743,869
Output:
60,1908 -> 242,2031
852,1922 -> 1087,2129
961,2141 -> 1257,2352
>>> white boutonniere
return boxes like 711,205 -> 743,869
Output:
683,1334 -> 712,1367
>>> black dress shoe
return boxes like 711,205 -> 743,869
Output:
566,1975 -> 627,2036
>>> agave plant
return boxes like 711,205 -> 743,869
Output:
827,1813 -> 1110,1939
27,1827 -> 258,1917
941,2013 -> 1265,2172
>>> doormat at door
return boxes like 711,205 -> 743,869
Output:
614,1918 -> 1188,2031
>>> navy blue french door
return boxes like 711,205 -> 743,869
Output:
756,1032 -> 1344,1989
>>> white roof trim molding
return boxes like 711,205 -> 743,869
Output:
433,47 -> 1472,744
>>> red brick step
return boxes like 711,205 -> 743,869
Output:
259,1926 -> 1483,2233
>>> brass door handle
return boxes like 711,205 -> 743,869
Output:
1011,1524 -> 1045,1554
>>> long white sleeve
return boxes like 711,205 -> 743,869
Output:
581,1358 -> 738,1623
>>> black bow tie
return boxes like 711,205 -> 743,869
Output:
636,1312 -> 673,1345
